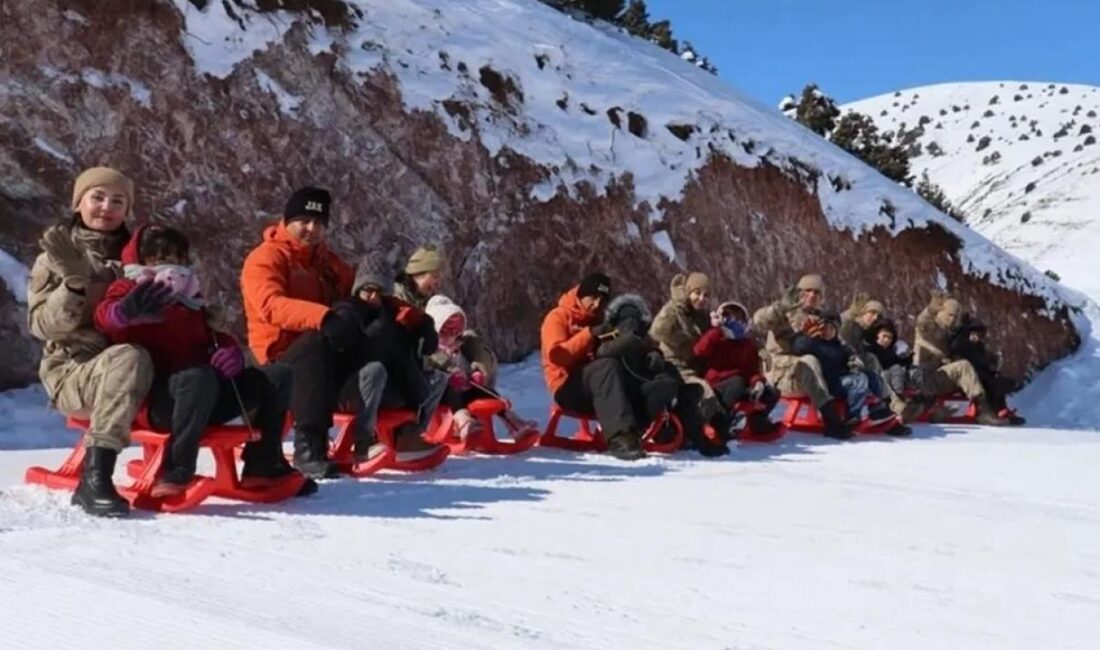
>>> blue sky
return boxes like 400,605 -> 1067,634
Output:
643,0 -> 1099,104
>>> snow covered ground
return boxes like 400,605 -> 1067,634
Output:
2,3 -> 1099,646
1,356 -> 1099,648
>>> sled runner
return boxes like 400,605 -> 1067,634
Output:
539,406 -> 684,454
325,409 -> 451,476
25,417 -> 305,512
778,397 -> 899,435
426,398 -> 540,455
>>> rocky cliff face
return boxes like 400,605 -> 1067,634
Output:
0,0 -> 1080,389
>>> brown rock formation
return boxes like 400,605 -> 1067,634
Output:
0,0 -> 1078,390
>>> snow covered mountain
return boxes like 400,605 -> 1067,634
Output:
0,0 -> 1082,389
846,82 -> 1100,300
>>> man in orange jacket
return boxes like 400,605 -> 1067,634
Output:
541,272 -> 649,460
241,187 -> 356,477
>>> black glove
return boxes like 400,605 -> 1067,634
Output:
118,281 -> 174,322
644,350 -> 667,375
589,322 -> 616,339
321,308 -> 360,352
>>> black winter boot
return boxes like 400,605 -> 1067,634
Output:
606,431 -> 647,461
747,411 -> 778,437
71,447 -> 129,518
819,400 -> 855,440
975,399 -> 1009,426
292,427 -> 339,479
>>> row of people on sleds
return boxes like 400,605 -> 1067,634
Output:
538,270 -> 1024,461
27,169 -> 1023,517
26,174 -> 509,516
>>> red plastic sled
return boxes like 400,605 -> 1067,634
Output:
908,391 -> 978,424
326,409 -> 450,476
539,406 -> 684,454
26,417 -> 305,513
733,401 -> 788,443
426,398 -> 540,455
778,397 -> 899,435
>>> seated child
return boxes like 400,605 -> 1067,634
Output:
598,294 -> 728,457
321,261 -> 449,461
867,319 -> 917,393
792,311 -> 910,437
949,314 -> 1025,425
424,295 -> 536,440
94,225 -> 311,497
693,301 -> 780,436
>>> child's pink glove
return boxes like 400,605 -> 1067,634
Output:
709,310 -> 722,328
470,370 -> 487,387
448,371 -> 470,392
210,345 -> 244,380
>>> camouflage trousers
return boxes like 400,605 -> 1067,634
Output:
53,344 -> 155,451
765,354 -> 831,408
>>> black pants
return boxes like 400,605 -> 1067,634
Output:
278,331 -> 362,438
713,376 -> 780,412
554,357 -> 641,439
147,365 -> 290,483
979,371 -> 1014,411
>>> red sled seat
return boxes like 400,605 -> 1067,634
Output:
778,396 -> 899,435
539,406 -> 684,454
25,417 -> 305,513
425,398 -> 540,456
324,409 -> 450,477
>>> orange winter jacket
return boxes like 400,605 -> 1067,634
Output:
540,286 -> 600,396
241,222 -> 354,364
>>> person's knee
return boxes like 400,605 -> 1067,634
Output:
171,365 -> 221,400
359,362 -> 388,388
260,362 -> 294,398
102,344 -> 154,394
796,355 -> 823,374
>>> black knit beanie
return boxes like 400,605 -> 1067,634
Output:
577,272 -> 612,299
283,186 -> 332,225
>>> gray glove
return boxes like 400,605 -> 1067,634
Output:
39,226 -> 92,280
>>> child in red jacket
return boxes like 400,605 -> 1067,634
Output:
693,301 -> 780,435
94,225 -> 311,497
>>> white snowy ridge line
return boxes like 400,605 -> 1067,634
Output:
169,0 -> 1072,312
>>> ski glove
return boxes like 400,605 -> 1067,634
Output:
709,310 -> 723,328
848,355 -> 866,372
448,370 -> 470,392
321,309 -> 360,352
210,345 -> 244,380
470,370 -> 487,387
118,281 -> 174,323
39,225 -> 93,281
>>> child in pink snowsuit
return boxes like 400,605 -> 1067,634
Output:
425,295 -> 535,440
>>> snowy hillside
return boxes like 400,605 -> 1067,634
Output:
846,82 -> 1100,299
167,0 -> 1070,307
